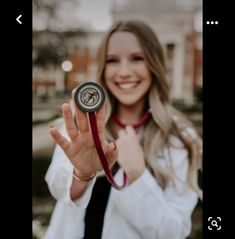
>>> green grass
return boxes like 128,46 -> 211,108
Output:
33,114 -> 60,126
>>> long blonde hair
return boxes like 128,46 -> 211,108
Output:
96,20 -> 202,199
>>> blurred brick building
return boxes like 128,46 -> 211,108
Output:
33,0 -> 202,105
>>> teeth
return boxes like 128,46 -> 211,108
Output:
117,82 -> 138,89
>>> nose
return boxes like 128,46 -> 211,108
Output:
118,60 -> 131,79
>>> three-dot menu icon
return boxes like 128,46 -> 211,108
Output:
206,21 -> 218,25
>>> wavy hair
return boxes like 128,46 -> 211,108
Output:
96,20 -> 202,199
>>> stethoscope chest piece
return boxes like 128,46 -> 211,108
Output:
74,81 -> 105,112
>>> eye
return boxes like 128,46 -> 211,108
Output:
106,58 -> 118,64
132,56 -> 144,61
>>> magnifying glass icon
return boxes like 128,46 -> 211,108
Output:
211,220 -> 218,227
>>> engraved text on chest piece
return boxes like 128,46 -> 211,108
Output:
81,88 -> 100,107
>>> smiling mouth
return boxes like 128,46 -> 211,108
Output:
115,82 -> 139,90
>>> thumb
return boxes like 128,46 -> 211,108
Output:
105,142 -> 118,166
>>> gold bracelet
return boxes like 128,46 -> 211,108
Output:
72,169 -> 97,182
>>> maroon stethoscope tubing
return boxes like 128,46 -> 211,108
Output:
89,112 -> 127,190
113,111 -> 152,129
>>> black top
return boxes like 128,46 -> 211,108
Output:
83,164 -> 119,239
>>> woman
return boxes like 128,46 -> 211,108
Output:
44,20 -> 202,239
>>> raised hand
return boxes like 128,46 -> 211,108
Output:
49,89 -> 117,178
116,126 -> 146,183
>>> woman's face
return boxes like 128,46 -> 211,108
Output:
104,31 -> 152,107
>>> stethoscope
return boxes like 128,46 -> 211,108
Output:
74,81 -> 127,190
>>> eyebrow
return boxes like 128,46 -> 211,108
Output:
106,54 -> 117,58
106,52 -> 144,57
132,52 -> 144,55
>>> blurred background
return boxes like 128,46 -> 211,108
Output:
33,0 -> 202,238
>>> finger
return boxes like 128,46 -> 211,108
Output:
72,89 -> 89,133
96,103 -> 106,134
49,126 -> 70,152
115,138 -> 120,148
62,103 -> 79,141
118,129 -> 126,138
105,142 -> 117,166
125,125 -> 136,135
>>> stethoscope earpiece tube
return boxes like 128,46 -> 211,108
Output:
74,81 -> 127,190
89,112 -> 127,190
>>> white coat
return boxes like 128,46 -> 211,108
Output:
44,130 -> 198,239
